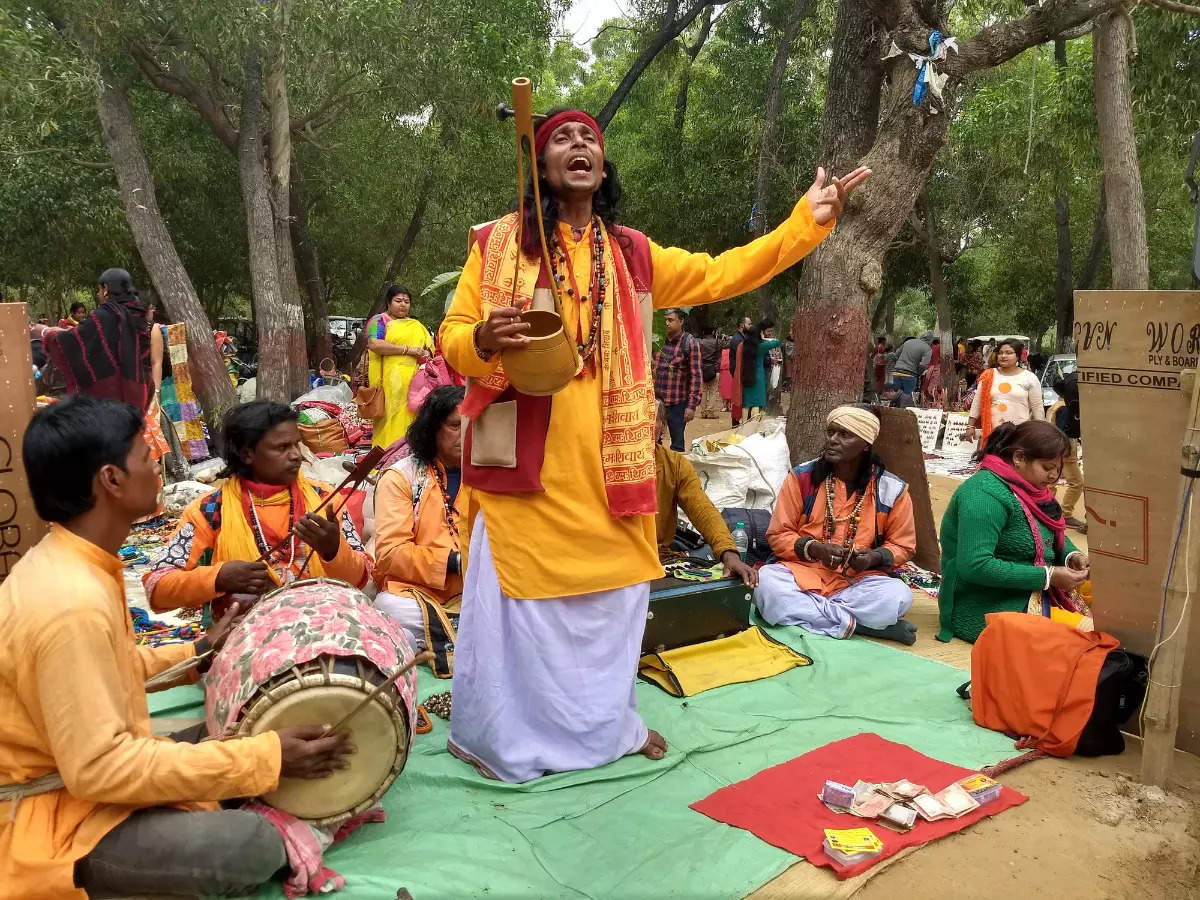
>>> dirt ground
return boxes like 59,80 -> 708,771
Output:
684,414 -> 1200,899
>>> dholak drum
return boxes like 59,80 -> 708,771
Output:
205,578 -> 417,828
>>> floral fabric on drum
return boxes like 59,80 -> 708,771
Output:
205,579 -> 417,739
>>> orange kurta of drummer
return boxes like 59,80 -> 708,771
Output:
440,199 -> 833,600
0,527 -> 280,900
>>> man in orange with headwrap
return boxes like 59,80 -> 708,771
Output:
440,106 -> 869,783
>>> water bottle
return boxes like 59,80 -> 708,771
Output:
731,522 -> 750,562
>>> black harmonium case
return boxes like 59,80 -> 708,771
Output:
642,575 -> 754,654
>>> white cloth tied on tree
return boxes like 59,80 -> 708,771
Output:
882,31 -> 959,109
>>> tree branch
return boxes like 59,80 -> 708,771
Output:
131,42 -> 239,152
1139,0 -> 1200,15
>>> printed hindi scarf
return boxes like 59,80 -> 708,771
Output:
462,212 -> 656,517
45,293 -> 151,409
979,455 -> 1081,614
217,474 -> 328,585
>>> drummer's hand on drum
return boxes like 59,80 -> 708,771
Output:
475,306 -> 531,355
202,602 -> 243,654
276,726 -> 355,779
294,511 -> 341,561
215,560 -> 272,596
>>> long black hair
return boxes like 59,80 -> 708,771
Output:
740,318 -> 775,386
406,385 -> 465,465
219,401 -> 299,478
973,419 -> 1070,465
520,107 -> 622,257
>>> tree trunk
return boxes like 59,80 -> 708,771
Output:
290,168 -> 332,367
672,7 -> 714,138
869,285 -> 889,336
94,72 -> 236,423
1093,9 -> 1149,290
238,43 -> 306,402
919,191 -> 958,407
1053,39 -> 1076,353
264,0 -> 309,393
787,0 -> 887,459
1078,182 -> 1109,292
349,167 -> 438,369
753,0 -> 809,322
596,0 -> 720,129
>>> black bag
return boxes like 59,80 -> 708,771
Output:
719,508 -> 774,564
1075,649 -> 1148,756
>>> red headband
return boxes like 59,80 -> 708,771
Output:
534,111 -> 604,157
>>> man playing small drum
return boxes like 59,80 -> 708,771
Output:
144,401 -> 373,618
440,105 -> 869,782
0,396 -> 352,899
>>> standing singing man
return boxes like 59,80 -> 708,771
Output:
439,105 -> 869,782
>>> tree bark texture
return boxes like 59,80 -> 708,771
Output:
95,74 -> 237,423
1093,9 -> 1150,290
238,43 -> 307,402
1053,39 -> 1076,352
1078,183 -> 1109,293
290,169 -> 332,366
785,0 -> 1126,459
919,192 -> 958,407
787,0 -> 887,460
753,0 -> 809,322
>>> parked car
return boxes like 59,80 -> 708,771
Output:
328,316 -> 365,341
1040,353 -> 1077,410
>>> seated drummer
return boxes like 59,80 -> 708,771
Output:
754,405 -> 919,644
654,401 -> 757,587
373,385 -> 465,677
144,401 -> 372,616
0,396 -> 351,898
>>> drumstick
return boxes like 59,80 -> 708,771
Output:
254,446 -> 385,564
144,647 -> 214,691
319,651 -> 433,737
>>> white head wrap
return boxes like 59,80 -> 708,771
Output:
827,406 -> 880,445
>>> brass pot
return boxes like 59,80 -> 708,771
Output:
501,309 -> 580,396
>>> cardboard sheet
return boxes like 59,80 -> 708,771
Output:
873,406 -> 941,573
0,304 -> 47,582
1075,290 -> 1200,751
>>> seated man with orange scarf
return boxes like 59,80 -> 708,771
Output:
144,401 -> 372,617
755,406 -> 919,644
373,385 -> 465,678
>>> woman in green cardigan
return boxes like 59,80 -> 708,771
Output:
937,420 -> 1091,643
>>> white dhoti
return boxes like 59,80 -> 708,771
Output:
374,591 -> 427,652
447,514 -> 651,783
754,563 -> 912,639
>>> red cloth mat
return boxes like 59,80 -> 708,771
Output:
690,732 -> 1027,879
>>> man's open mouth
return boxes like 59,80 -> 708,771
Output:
567,155 -> 592,173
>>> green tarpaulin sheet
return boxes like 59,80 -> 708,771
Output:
149,625 -> 1013,899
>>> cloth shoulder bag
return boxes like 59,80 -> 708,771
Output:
354,317 -> 387,419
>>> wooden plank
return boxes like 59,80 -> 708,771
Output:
872,405 -> 941,574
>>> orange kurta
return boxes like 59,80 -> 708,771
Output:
765,468 -> 917,596
0,527 -> 280,900
441,198 -> 833,599
373,458 -> 464,609
143,480 -> 372,612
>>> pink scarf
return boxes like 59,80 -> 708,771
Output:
980,455 -> 1080,614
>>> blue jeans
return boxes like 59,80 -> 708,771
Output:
665,402 -> 688,452
893,373 -> 918,402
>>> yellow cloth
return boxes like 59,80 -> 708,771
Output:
218,474 -> 327,584
368,315 -> 434,448
638,626 -> 812,697
654,443 -> 736,560
0,527 -> 280,900
441,197 -> 833,600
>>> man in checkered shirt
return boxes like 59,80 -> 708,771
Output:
653,308 -> 702,451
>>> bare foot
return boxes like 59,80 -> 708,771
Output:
640,729 -> 668,760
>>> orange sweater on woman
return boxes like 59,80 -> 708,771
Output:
373,457 -> 464,610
